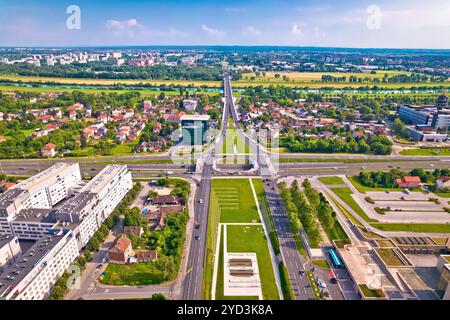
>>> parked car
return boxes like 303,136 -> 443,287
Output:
317,279 -> 327,289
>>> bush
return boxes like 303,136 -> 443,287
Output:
365,196 -> 375,204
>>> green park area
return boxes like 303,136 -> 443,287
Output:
347,175 -> 402,193
318,176 -> 345,185
221,127 -> 251,154
203,178 -> 279,300
329,187 -> 378,223
399,148 -> 450,156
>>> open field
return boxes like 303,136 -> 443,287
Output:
204,178 -> 276,300
319,176 -> 345,185
241,70 -> 414,82
0,74 -> 221,87
399,148 -> 450,156
3,74 -> 450,90
211,179 -> 260,223
0,84 -> 220,97
226,225 -> 280,300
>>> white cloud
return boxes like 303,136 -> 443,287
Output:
291,24 -> 303,36
105,18 -> 140,31
201,24 -> 224,35
243,26 -> 262,36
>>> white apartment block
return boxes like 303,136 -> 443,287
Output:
0,163 -> 133,300
0,163 -> 81,238
0,236 -> 21,272
55,165 -> 132,248
0,231 -> 79,300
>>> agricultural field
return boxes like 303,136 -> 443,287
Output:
0,74 -> 222,87
203,178 -> 280,300
241,70 -> 414,82
3,74 -> 450,90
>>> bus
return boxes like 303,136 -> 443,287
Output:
328,248 -> 343,269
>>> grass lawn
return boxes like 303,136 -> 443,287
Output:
311,259 -> 330,269
330,187 -> 378,223
279,157 -> 433,164
327,193 -> 363,227
358,284 -> 385,298
279,263 -> 295,300
227,225 -> 280,300
347,175 -> 402,194
375,248 -> 411,267
319,176 -> 345,185
375,239 -> 396,248
435,192 -> 450,198
399,148 -> 450,156
370,223 -> 450,233
100,261 -> 168,286
211,179 -> 260,224
221,127 -> 250,154
203,178 -> 264,300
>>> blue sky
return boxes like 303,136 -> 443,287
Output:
1,0 -> 450,48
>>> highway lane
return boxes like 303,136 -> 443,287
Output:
263,180 -> 315,300
182,162 -> 213,300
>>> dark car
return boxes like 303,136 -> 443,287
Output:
195,235 -> 201,240
299,269 -> 305,276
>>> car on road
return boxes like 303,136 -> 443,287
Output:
199,199 -> 203,204
19,167 -> 26,171
195,235 -> 201,240
195,223 -> 200,229
430,164 -> 435,167
317,279 -> 327,289
299,269 -> 305,276
96,264 -> 103,269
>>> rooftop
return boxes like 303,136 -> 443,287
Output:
14,208 -> 55,224
14,162 -> 79,192
180,114 -> 210,122
80,164 -> 126,194
56,192 -> 96,217
0,232 -> 71,298
0,235 -> 17,249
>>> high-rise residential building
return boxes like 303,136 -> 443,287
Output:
0,231 -> 79,300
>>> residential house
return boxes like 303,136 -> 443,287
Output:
107,235 -> 133,264
41,143 -> 56,157
136,250 -> 158,262
395,176 -> 421,188
436,177 -> 450,191
123,226 -> 143,237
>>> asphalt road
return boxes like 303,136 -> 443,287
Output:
263,180 -> 315,300
181,161 -> 213,300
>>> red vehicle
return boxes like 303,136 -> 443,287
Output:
328,270 -> 337,284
